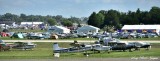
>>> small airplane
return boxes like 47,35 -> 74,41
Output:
99,37 -> 151,51
53,41 -> 111,54
91,44 -> 111,53
99,37 -> 136,52
12,42 -> 36,50
129,42 -> 151,50
53,43 -> 91,53
0,40 -> 11,51
109,42 -> 135,52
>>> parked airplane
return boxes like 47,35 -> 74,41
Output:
0,40 -> 11,51
12,42 -> 36,50
99,37 -> 151,51
53,42 -> 111,53
54,43 -> 87,53
99,37 -> 135,52
129,42 -> 151,50
109,42 -> 135,52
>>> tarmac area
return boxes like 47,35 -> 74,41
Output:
0,58 -> 160,61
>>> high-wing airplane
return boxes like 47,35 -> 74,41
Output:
12,42 -> 36,50
53,43 -> 91,53
91,44 -> 111,53
53,42 -> 111,53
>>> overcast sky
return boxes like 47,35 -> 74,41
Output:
0,0 -> 160,18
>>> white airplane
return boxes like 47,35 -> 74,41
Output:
12,42 -> 36,50
53,42 -> 111,53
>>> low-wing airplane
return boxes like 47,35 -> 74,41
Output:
99,37 -> 137,52
129,42 -> 151,50
99,37 -> 151,51
109,42 -> 135,52
12,42 -> 36,50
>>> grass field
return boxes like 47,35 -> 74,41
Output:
0,43 -> 160,59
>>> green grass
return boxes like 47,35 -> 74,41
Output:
0,43 -> 160,59
0,42 -> 53,59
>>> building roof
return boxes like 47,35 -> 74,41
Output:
21,22 -> 43,25
50,26 -> 70,30
54,26 -> 69,30
122,25 -> 160,30
78,25 -> 100,30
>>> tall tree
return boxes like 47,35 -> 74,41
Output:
47,18 -> 57,26
88,12 -> 104,28
61,19 -> 73,27
150,6 -> 160,24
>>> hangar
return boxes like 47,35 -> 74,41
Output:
122,25 -> 160,35
77,25 -> 100,34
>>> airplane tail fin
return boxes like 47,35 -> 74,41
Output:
53,43 -> 60,50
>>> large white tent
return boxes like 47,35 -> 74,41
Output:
122,25 -> 160,35
77,25 -> 100,34
48,26 -> 70,34
21,22 -> 43,25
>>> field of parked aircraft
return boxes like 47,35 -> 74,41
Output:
52,37 -> 151,56
0,27 -> 155,57
1,36 -> 151,57
0,28 -> 159,40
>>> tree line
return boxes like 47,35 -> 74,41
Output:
0,13 -> 87,27
0,6 -> 160,29
88,6 -> 160,30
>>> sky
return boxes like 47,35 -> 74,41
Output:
0,0 -> 160,18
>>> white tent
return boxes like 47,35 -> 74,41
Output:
122,25 -> 160,35
48,26 -> 70,34
77,25 -> 100,34
21,22 -> 43,25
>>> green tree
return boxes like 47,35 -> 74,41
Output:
149,6 -> 160,24
61,19 -> 73,27
88,12 -> 104,28
103,10 -> 121,29
47,18 -> 57,26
